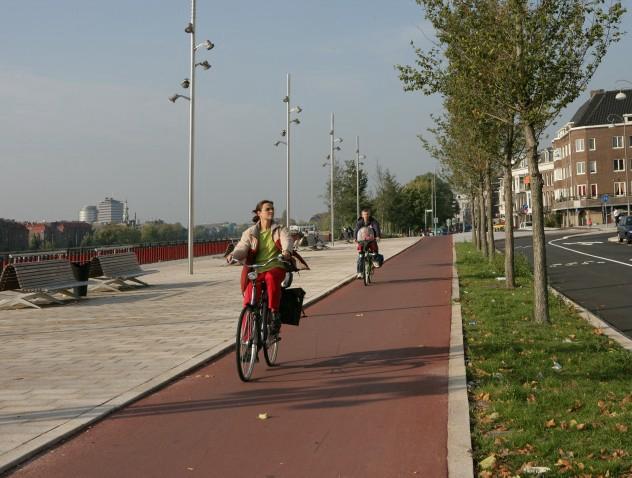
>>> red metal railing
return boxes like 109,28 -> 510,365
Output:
0,239 -> 234,271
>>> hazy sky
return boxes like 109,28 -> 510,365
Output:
1,1 -> 630,225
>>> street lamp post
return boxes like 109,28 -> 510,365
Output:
169,0 -> 214,275
425,209 -> 433,234
328,113 -> 343,247
275,74 -> 301,228
355,136 -> 367,218
613,80 -> 632,216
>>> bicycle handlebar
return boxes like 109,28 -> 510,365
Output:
249,255 -> 291,270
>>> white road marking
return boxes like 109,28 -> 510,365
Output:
562,241 -> 603,246
549,234 -> 632,268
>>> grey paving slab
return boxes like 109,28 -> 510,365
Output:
0,237 -> 418,473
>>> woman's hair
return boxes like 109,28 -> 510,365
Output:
252,199 -> 274,223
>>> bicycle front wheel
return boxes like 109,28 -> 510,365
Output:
363,256 -> 371,286
236,306 -> 257,382
262,307 -> 280,366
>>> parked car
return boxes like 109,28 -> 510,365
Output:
617,215 -> 632,243
518,221 -> 533,230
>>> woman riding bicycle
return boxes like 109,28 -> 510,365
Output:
354,208 -> 381,279
227,200 -> 293,336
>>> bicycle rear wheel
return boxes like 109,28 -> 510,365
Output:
236,306 -> 257,382
262,306 -> 280,366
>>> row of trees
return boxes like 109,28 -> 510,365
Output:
319,159 -> 459,236
79,222 -> 248,247
397,0 -> 624,323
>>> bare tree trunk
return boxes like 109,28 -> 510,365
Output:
479,189 -> 488,257
524,122 -> 550,324
485,165 -> 495,261
503,141 -> 516,288
471,191 -> 478,247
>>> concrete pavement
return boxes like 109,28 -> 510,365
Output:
0,237 -> 431,474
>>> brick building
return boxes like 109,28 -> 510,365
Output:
25,221 -> 92,248
499,148 -> 555,226
552,88 -> 632,226
502,88 -> 632,226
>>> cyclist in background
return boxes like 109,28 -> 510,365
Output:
354,208 -> 381,279
226,199 -> 293,335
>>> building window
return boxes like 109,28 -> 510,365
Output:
613,136 -> 624,149
589,160 -> 597,173
590,184 -> 598,198
629,136 -> 632,148
575,138 -> 584,152
554,148 -> 561,160
615,182 -> 626,196
614,159 -> 625,171
589,138 -> 596,151
554,168 -> 563,181
576,161 -> 585,174
577,184 -> 587,197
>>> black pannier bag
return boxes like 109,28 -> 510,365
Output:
372,253 -> 384,268
279,287 -> 306,326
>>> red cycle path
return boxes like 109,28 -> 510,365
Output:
8,237 -> 453,478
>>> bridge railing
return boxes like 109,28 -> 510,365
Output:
0,239 -> 235,272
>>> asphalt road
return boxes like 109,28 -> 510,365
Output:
6,238 -> 454,478
497,230 -> 632,338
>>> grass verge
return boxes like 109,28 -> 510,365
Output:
456,242 -> 632,477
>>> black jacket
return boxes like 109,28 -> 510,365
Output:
354,217 -> 381,240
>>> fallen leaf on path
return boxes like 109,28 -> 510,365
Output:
522,465 -> 551,474
555,459 -> 573,473
567,400 -> 583,412
479,454 -> 496,470
257,413 -> 269,420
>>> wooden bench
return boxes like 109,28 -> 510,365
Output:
88,252 -> 157,292
0,259 -> 88,309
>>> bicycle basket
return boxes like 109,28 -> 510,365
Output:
356,226 -> 375,242
279,287 -> 306,326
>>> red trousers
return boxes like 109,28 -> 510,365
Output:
242,267 -> 286,312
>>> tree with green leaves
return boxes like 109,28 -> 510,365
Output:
323,159 -> 370,234
398,0 -> 624,322
373,165 -> 406,235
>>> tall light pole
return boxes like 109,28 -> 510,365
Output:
275,74 -> 301,228
328,113 -> 343,247
170,0 -> 214,274
425,209 -> 433,234
613,80 -> 632,216
355,136 -> 367,218
432,170 -> 437,235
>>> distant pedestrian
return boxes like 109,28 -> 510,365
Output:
588,217 -> 592,228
